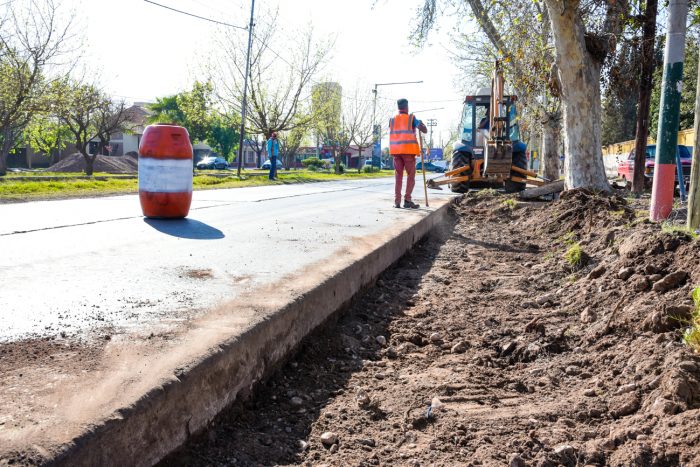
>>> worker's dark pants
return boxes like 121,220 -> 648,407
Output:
269,156 -> 277,180
393,154 -> 416,204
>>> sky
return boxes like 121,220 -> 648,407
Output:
66,0 -> 471,146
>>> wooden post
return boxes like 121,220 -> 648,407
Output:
687,53 -> 700,229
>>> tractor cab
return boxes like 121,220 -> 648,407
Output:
458,88 -> 521,157
445,84 -> 527,193
425,61 -> 546,194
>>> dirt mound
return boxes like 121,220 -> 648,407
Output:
48,153 -> 138,174
524,188 -> 634,237
164,191 -> 700,466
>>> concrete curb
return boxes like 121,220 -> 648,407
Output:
49,197 -> 459,467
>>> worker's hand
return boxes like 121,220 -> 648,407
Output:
418,122 -> 428,134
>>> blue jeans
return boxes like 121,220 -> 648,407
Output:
269,156 -> 277,179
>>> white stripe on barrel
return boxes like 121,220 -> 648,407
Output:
138,157 -> 193,193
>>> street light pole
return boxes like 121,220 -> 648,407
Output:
371,80 -> 424,168
236,0 -> 256,177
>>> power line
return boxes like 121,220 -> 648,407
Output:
143,0 -> 247,30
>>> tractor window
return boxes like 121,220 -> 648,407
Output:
461,103 -> 474,143
509,104 -> 520,141
476,106 -> 488,129
475,105 -> 489,147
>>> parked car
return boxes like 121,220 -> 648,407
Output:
362,160 -> 386,170
261,159 -> 283,170
432,160 -> 448,171
416,160 -> 447,173
617,144 -> 692,188
196,156 -> 229,170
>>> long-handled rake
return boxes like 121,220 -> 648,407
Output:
418,133 -> 429,207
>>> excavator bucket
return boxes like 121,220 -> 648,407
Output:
484,141 -> 512,178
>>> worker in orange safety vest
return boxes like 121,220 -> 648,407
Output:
389,98 -> 428,209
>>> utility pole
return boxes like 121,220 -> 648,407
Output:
688,56 -> 700,229
236,0 -> 255,177
426,118 -> 438,150
649,0 -> 688,221
371,80 -> 423,168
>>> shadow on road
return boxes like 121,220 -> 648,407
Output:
144,218 -> 225,240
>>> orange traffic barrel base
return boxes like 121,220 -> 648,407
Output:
140,191 -> 192,219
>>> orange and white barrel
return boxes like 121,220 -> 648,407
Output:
138,124 -> 193,218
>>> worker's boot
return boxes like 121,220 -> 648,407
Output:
403,200 -> 419,209
394,201 -> 401,208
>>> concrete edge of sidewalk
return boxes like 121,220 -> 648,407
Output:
49,197 -> 461,467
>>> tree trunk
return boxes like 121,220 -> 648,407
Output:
544,0 -> 611,191
0,129 -> 15,176
358,147 -> 363,173
334,147 -> 341,174
687,49 -> 700,228
541,111 -> 562,181
84,153 -> 96,176
632,0 -> 658,194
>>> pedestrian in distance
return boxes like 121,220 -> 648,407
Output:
267,132 -> 279,180
389,98 -> 428,209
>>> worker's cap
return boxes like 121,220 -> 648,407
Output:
397,99 -> 408,110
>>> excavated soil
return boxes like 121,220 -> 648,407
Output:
159,189 -> 700,466
47,153 -> 138,173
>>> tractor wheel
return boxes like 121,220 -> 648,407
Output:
450,151 -> 471,193
505,151 -> 527,193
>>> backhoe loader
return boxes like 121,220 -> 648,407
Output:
428,61 -> 545,193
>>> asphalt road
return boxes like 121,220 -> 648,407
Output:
0,177 -> 457,342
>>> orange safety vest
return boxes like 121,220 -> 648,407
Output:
389,113 -> 419,156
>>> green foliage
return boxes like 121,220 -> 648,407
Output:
23,113 -> 71,157
560,231 -> 578,246
177,81 -> 214,143
661,222 -> 699,240
149,82 -> 240,158
601,93 -> 637,146
208,113 -> 240,161
301,157 -> 325,169
363,165 -> 381,173
650,39 -> 698,132
53,80 -> 105,159
474,188 -> 498,198
147,95 -> 186,126
501,198 -> 517,210
0,170 -> 392,200
563,243 -> 583,267
279,121 -> 307,167
682,287 -> 700,352
601,39 -> 644,146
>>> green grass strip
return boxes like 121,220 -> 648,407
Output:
0,170 -> 393,202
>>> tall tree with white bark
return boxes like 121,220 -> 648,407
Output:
415,0 -> 629,190
542,0 -> 628,190
415,0 -> 563,182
